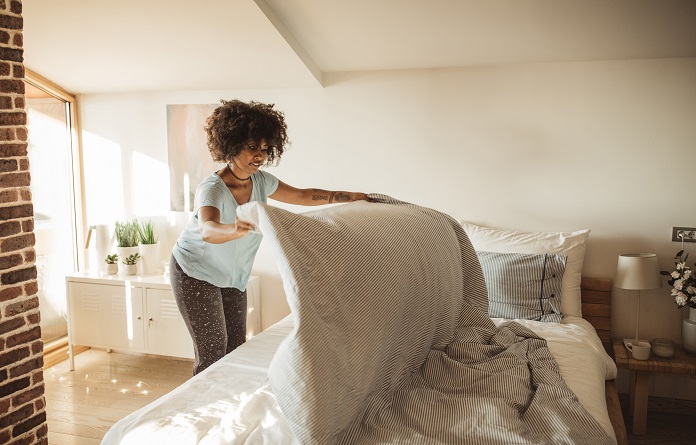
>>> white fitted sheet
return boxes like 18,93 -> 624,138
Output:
102,315 -> 617,445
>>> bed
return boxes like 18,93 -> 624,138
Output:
101,196 -> 628,445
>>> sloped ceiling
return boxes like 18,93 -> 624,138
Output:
22,0 -> 696,95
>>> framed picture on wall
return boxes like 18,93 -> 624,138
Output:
166,104 -> 223,212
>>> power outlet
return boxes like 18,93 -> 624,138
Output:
672,227 -> 696,243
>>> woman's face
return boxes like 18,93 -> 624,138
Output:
233,139 -> 270,174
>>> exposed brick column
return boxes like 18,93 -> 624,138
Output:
0,1 -> 48,444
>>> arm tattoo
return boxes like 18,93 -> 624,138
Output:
312,189 -> 331,202
310,190 -> 348,204
334,192 -> 350,203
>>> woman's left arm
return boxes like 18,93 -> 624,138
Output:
269,180 -> 369,206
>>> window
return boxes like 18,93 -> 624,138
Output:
25,70 -> 84,346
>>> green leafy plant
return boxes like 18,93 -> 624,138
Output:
104,253 -> 119,264
115,220 -> 139,247
122,253 -> 140,265
136,219 -> 158,245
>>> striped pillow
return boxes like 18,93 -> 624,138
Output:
460,222 -> 589,317
238,195 -> 489,444
477,251 -> 566,322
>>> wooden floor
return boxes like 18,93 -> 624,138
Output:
44,350 -> 696,444
43,349 -> 193,445
619,393 -> 696,445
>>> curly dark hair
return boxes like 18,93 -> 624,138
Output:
205,99 -> 289,166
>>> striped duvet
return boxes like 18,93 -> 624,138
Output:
239,196 -> 614,445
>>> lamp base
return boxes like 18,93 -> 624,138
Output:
623,338 -> 651,349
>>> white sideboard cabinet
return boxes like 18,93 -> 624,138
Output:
65,272 -> 261,370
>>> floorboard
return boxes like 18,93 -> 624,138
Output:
44,349 -> 192,445
47,431 -> 102,445
619,393 -> 696,445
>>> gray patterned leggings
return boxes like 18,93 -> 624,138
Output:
170,255 -> 247,375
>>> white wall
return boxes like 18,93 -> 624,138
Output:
77,57 -> 696,398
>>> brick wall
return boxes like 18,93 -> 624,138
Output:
0,1 -> 48,444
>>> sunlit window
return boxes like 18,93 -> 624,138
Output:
26,93 -> 77,344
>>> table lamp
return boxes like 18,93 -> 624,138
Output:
615,253 -> 662,349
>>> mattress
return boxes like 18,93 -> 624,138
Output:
102,315 -> 618,445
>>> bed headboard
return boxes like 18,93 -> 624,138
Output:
580,277 -> 612,351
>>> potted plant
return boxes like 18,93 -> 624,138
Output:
115,220 -> 139,248
661,249 -> 696,354
105,253 -> 119,275
122,252 -> 140,276
136,219 -> 161,275
115,220 -> 140,274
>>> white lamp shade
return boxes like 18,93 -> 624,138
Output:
615,253 -> 662,290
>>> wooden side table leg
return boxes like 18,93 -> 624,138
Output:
629,370 -> 636,414
632,371 -> 649,436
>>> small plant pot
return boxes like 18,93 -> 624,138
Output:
123,263 -> 137,276
139,242 -> 161,275
116,246 -> 139,274
106,263 -> 118,275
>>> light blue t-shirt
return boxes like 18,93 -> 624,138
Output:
172,170 -> 279,289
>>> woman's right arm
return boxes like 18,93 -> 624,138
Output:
269,181 -> 368,206
198,206 -> 255,244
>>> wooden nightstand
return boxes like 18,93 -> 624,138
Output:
612,339 -> 696,436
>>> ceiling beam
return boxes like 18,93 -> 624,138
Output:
253,0 -> 324,87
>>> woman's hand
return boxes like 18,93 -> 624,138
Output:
199,206 -> 258,243
233,217 -> 256,237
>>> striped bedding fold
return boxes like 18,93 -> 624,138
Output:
238,195 -> 615,445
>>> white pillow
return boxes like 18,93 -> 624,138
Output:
460,221 -> 590,317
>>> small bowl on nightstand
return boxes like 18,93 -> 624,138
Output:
651,338 -> 676,358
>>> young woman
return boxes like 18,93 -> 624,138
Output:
171,99 -> 369,375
